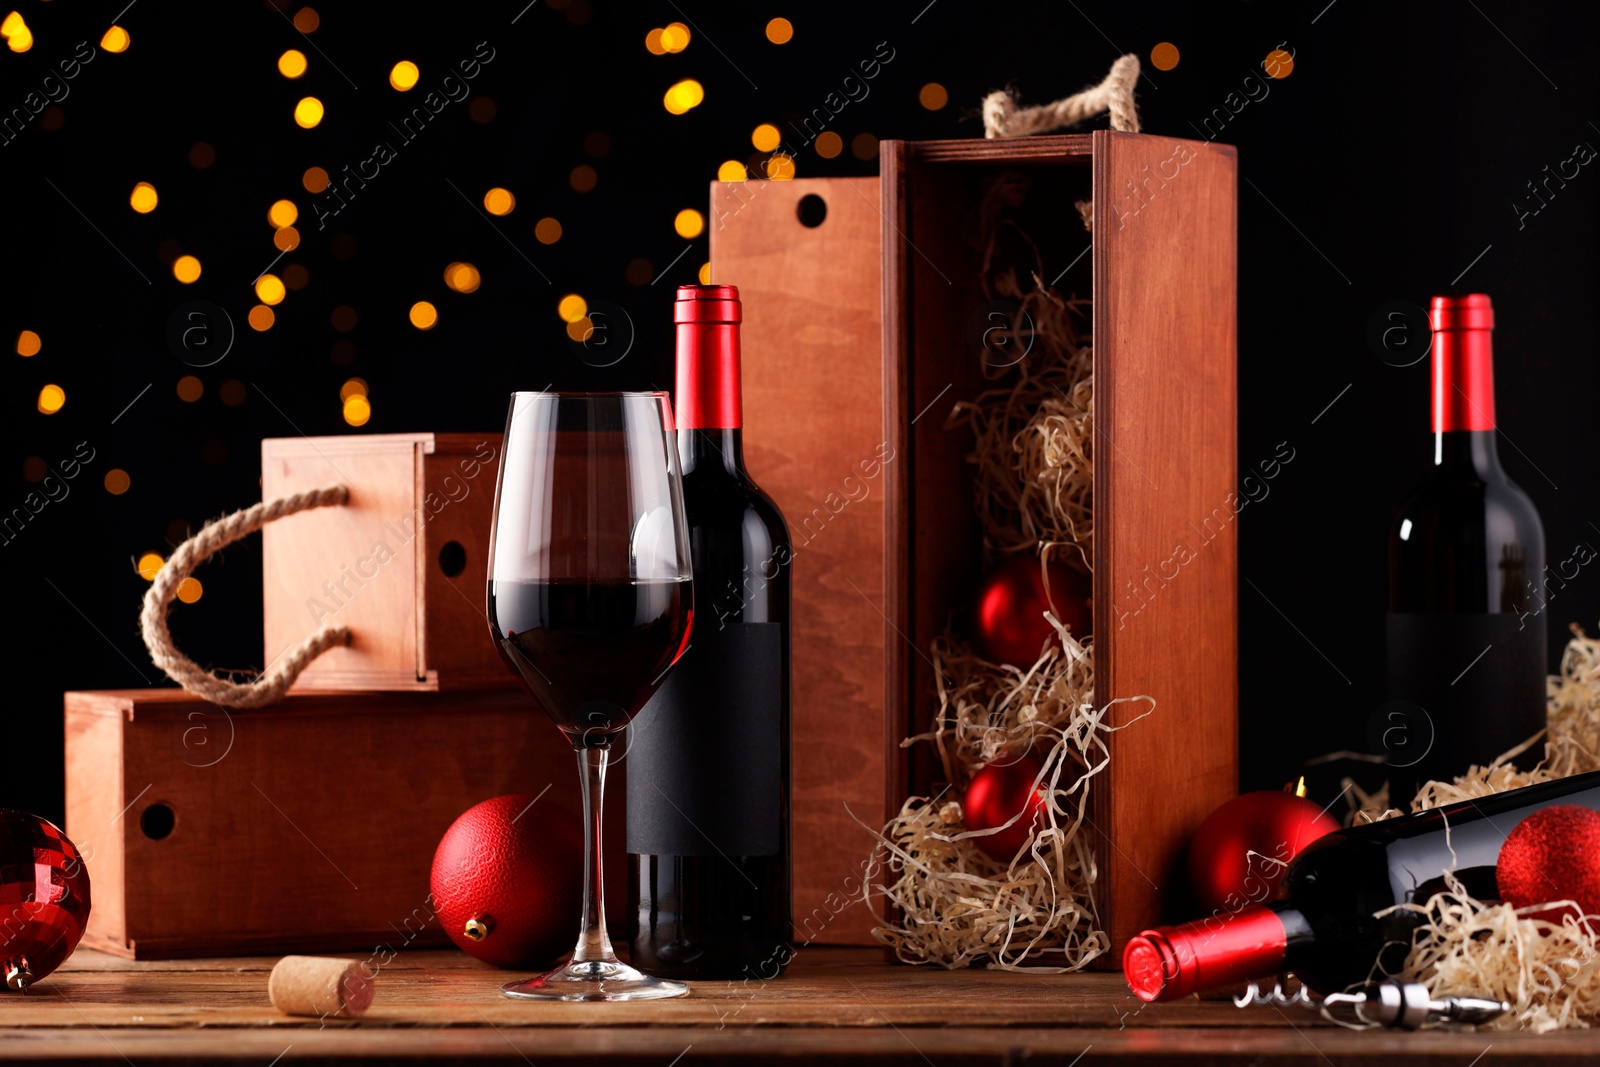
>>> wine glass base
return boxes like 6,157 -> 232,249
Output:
500,958 -> 689,1002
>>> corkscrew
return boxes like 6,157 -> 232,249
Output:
1233,976 -> 1510,1030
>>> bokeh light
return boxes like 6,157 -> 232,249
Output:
409,301 -> 438,329
37,384 -> 64,414
292,7 -> 319,33
343,395 -> 372,426
851,132 -> 879,160
137,552 -> 164,580
331,305 -> 357,332
219,380 -> 247,406
278,49 -> 307,78
444,262 -> 482,293
663,79 -> 705,115
1265,48 -> 1294,79
625,258 -> 653,285
674,208 -> 705,238
268,199 -> 298,228
698,262 -> 712,284
255,274 -> 286,305
565,316 -> 593,343
765,152 -> 796,180
483,187 -> 515,215
176,375 -> 203,402
176,577 -> 204,604
717,159 -> 748,181
751,123 -> 781,151
248,305 -> 275,331
570,164 -> 597,192
919,83 -> 948,110
1151,42 -> 1180,71
645,28 -> 665,55
284,264 -> 310,290
130,182 -> 159,213
390,60 -> 419,91
189,142 -> 215,169
16,330 -> 40,356
470,97 -> 496,123
294,97 -> 325,128
557,294 -> 587,323
766,18 -> 793,44
274,226 -> 300,251
104,469 -> 131,495
302,166 -> 330,193
2,11 -> 31,53
660,22 -> 690,53
173,255 -> 202,283
534,217 -> 562,244
339,378 -> 368,401
100,25 -> 130,53
814,132 -> 842,159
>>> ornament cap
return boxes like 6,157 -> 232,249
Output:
4,958 -> 33,992
464,916 -> 493,942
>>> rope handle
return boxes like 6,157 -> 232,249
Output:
982,54 -> 1142,138
140,484 -> 351,709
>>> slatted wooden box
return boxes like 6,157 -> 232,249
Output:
712,132 -> 1238,956
261,432 -> 505,693
64,688 -> 623,959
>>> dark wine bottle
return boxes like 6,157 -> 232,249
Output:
627,284 -> 793,980
1385,294 -> 1546,797
1125,768 -> 1600,1000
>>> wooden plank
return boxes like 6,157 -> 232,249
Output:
709,177 -> 891,945
1091,131 -> 1239,945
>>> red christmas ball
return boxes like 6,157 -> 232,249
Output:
1496,805 -> 1600,924
430,795 -> 584,968
1187,791 -> 1339,914
964,756 -> 1050,861
974,555 -> 1092,668
0,809 -> 91,990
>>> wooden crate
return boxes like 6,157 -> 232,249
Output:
261,432 -> 506,693
64,688 -> 621,959
711,132 -> 1238,956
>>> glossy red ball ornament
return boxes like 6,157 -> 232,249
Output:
430,795 -> 584,968
1496,805 -> 1600,924
964,756 -> 1050,861
1187,791 -> 1339,914
0,809 -> 91,990
974,555 -> 1092,668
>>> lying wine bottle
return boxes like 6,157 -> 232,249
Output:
627,284 -> 793,980
1124,768 -> 1600,1001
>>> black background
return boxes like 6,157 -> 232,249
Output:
2,0 -> 1596,819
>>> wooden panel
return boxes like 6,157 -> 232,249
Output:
64,688 -> 618,959
421,434 -> 505,689
710,177 -> 890,945
1091,130 -> 1240,944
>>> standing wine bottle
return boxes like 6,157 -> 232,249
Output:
1386,293 -> 1546,796
1124,768 -> 1600,1000
627,284 -> 793,980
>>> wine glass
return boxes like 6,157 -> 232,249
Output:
486,391 -> 694,1001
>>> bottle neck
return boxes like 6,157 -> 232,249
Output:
675,320 -> 743,432
1430,319 -> 1502,475
1123,904 -> 1311,1002
677,427 -> 745,477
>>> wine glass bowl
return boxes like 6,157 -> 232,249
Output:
486,391 -> 693,1001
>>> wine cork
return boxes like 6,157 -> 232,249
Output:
268,956 -> 374,1018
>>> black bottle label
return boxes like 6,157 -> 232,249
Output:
1384,612 -> 1547,788
626,622 -> 781,856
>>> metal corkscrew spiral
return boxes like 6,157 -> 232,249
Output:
1233,976 -> 1510,1030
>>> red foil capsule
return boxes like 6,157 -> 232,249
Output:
674,285 -> 742,430
1429,293 -> 1496,433
1122,905 -> 1289,1002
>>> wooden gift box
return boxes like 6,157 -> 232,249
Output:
712,132 -> 1238,957
64,688 -> 622,959
261,432 -> 505,692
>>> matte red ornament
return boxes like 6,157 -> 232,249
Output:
1496,804 -> 1600,924
1187,790 -> 1338,914
963,756 -> 1050,861
973,555 -> 1092,668
0,809 -> 91,991
430,795 -> 584,968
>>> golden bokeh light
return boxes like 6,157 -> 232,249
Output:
292,7 -> 319,33
674,208 -> 705,238
343,395 -> 372,426
444,262 -> 482,293
570,164 -> 597,192
16,329 -> 40,357
814,132 -> 842,159
660,22 -> 690,53
409,301 -> 438,330
765,17 -> 793,44
176,375 -> 203,402
278,49 -> 307,78
565,316 -> 593,343
390,60 -> 419,91
130,182 -> 159,213
100,25 -> 130,53
302,166 -> 330,193
339,377 -> 368,401
37,384 -> 65,415
248,305 -> 275,331
176,577 -> 204,604
1,11 -> 29,53
557,294 -> 587,324
765,152 -> 796,180
483,187 -> 515,215
104,468 -> 131,495
1265,48 -> 1294,79
294,97 -> 325,128
663,79 -> 704,115
919,82 -> 948,110
751,123 -> 781,151
173,255 -> 202,283
137,552 -> 164,581
274,225 -> 300,251
255,274 -> 286,305
534,217 -> 562,244
644,28 -> 666,55
268,199 -> 298,228
717,159 -> 747,181
1151,41 -> 1180,71
698,262 -> 712,284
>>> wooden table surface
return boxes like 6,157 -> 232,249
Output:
1,947 -> 1588,1064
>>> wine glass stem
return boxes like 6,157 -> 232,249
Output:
571,744 -> 617,965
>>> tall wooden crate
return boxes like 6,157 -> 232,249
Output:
713,131 -> 1238,957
